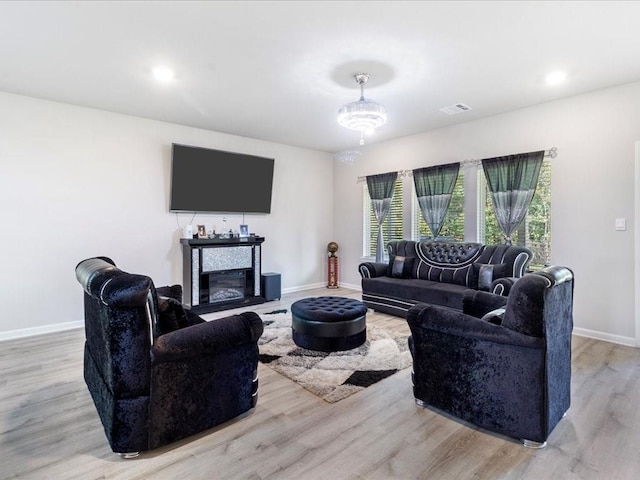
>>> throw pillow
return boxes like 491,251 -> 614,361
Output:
155,284 -> 183,302
473,263 -> 509,291
481,307 -> 506,325
156,295 -> 189,336
388,255 -> 414,279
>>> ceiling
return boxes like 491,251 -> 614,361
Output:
2,1 -> 640,153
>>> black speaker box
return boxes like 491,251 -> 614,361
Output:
261,272 -> 281,301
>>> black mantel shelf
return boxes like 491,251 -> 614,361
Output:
180,236 -> 265,247
180,236 -> 266,314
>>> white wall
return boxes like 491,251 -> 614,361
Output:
334,81 -> 640,345
0,91 -> 333,338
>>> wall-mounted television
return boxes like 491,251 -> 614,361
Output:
170,143 -> 275,214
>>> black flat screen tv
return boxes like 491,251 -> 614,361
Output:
170,143 -> 275,214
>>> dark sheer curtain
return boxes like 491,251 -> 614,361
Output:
366,172 -> 398,262
482,151 -> 544,244
413,163 -> 460,238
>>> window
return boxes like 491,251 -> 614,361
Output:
479,160 -> 551,269
363,178 -> 403,259
411,171 -> 465,241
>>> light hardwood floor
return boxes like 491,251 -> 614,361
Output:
1,287 -> 639,479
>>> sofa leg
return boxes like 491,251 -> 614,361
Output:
118,452 -> 141,459
521,439 -> 547,449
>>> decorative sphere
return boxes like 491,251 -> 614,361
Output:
327,241 -> 339,255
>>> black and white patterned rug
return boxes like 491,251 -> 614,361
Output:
258,312 -> 412,403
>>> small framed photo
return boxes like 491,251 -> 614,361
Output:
197,225 -> 207,238
239,224 -> 249,237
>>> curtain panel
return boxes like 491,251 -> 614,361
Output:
366,172 -> 398,262
482,151 -> 544,244
412,163 -> 460,238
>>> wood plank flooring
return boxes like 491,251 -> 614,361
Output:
1,287 -> 639,479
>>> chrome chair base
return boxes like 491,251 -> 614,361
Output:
119,452 -> 141,459
521,439 -> 547,449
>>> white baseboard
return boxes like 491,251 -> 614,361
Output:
281,282 -> 327,294
572,327 -> 636,347
0,320 -> 83,343
337,282 -> 361,291
281,282 -> 361,294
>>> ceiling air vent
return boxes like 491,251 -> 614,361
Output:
439,103 -> 472,115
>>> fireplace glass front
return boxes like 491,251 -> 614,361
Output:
206,270 -> 247,304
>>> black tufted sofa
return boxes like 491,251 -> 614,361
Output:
358,240 -> 532,318
75,257 -> 264,456
407,266 -> 574,447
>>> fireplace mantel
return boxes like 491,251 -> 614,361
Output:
180,237 -> 266,314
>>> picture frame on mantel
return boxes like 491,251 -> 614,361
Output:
197,225 -> 207,238
239,224 -> 249,237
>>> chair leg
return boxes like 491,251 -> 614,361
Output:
521,439 -> 547,449
414,398 -> 427,408
118,452 -> 141,459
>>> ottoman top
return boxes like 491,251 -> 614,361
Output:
291,296 -> 367,323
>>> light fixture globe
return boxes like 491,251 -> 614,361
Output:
338,73 -> 387,145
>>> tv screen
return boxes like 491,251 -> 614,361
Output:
170,144 -> 275,214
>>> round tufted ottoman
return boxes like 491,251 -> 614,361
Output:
290,296 -> 368,352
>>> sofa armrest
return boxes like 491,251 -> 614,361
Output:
151,312 -> 264,363
359,262 -> 388,278
407,303 -> 542,349
490,277 -> 518,296
462,290 -> 508,318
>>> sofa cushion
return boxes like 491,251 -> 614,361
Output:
388,255 -> 414,279
415,263 -> 476,287
414,242 -> 482,287
362,277 -> 468,310
473,244 -> 532,278
417,242 -> 483,264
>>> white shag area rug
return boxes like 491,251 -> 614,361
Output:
258,312 -> 412,403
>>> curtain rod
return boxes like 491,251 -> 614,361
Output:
461,147 -> 557,167
356,147 -> 557,183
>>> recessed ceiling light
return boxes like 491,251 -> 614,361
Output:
152,66 -> 175,82
545,71 -> 566,86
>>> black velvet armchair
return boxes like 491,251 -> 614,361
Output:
407,266 -> 574,447
75,257 -> 264,457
